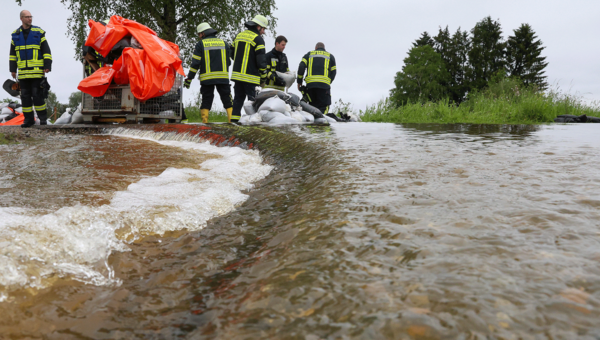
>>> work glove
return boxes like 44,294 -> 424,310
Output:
184,78 -> 192,89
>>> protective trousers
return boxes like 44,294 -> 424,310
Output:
232,81 -> 257,122
200,84 -> 233,110
306,88 -> 331,115
20,78 -> 47,125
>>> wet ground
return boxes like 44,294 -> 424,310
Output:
0,123 -> 599,339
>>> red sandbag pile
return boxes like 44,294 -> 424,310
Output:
78,16 -> 185,101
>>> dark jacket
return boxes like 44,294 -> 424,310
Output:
264,48 -> 289,90
297,48 -> 336,90
230,26 -> 266,85
187,31 -> 231,85
10,25 -> 52,79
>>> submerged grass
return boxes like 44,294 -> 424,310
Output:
362,82 -> 600,124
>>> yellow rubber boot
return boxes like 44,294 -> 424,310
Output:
226,107 -> 233,123
200,109 -> 209,124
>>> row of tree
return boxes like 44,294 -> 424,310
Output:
15,0 -> 278,65
391,16 -> 549,106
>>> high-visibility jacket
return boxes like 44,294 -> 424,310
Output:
264,48 -> 289,91
297,48 -> 336,90
187,32 -> 231,85
9,25 -> 52,80
230,27 -> 266,85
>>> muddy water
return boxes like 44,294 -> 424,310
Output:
0,123 -> 599,339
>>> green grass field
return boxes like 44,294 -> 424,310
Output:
361,80 -> 600,124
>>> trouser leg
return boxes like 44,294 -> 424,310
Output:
19,78 -> 35,127
232,81 -> 256,122
216,83 -> 233,109
200,84 -> 215,110
307,88 -> 331,115
31,78 -> 47,124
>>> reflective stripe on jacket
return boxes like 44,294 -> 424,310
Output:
230,28 -> 266,85
187,34 -> 231,85
297,48 -> 336,89
10,25 -> 52,79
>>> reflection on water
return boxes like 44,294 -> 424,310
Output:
0,123 -> 599,339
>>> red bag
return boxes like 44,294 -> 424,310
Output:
79,16 -> 184,101
77,67 -> 116,97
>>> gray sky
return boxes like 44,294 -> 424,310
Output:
3,0 -> 599,112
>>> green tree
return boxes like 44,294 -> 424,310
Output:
468,16 -> 506,91
506,24 -> 548,90
67,91 -> 83,111
390,45 -> 449,106
15,0 -> 278,64
46,90 -> 67,116
413,31 -> 434,48
448,28 -> 471,103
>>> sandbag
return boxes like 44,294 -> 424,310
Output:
243,101 -> 256,116
268,116 -> 301,125
260,110 -> 285,122
70,106 -> 84,124
54,110 -> 72,125
275,71 -> 296,90
300,111 -> 314,123
289,111 -> 306,122
299,101 -> 325,119
253,90 -> 291,111
258,97 -> 287,114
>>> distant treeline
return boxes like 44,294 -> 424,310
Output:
391,16 -> 548,106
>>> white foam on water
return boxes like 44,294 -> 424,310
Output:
0,130 -> 273,294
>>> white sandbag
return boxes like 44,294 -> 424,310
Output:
249,113 -> 262,123
300,111 -> 315,123
15,107 -> 23,113
260,110 -> 285,122
239,115 -> 250,124
54,110 -> 72,124
323,115 -> 337,123
276,71 -> 296,90
268,116 -> 302,125
243,101 -> 256,116
70,106 -> 84,124
258,97 -> 287,114
1,108 -> 12,115
0,103 -> 7,110
289,111 -> 306,122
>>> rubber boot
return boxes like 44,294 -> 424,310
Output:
226,107 -> 233,123
21,111 -> 35,128
37,109 -> 48,125
200,109 -> 209,124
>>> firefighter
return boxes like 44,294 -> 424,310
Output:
230,15 -> 268,123
264,36 -> 289,91
183,22 -> 232,123
9,10 -> 52,127
297,42 -> 336,115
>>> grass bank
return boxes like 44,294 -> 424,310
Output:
185,107 -> 229,123
362,80 -> 600,124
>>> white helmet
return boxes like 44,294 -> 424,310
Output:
196,22 -> 212,34
249,15 -> 268,28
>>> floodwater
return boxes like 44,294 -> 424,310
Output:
0,123 -> 599,339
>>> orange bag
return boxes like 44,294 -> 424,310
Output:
0,111 -> 24,126
77,67 -> 116,97
79,15 -> 185,101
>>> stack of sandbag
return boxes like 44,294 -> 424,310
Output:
53,104 -> 84,125
239,89 -> 331,125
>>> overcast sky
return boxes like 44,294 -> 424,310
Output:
3,0 -> 598,112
